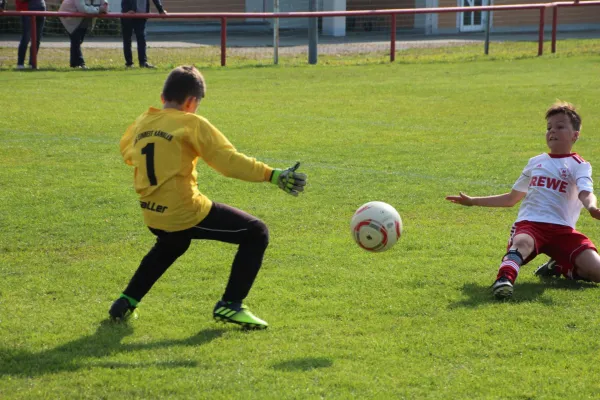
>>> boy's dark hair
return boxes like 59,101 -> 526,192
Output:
545,101 -> 581,131
162,65 -> 206,104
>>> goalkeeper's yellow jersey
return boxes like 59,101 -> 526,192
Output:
120,107 -> 273,232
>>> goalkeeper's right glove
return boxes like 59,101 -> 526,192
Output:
270,162 -> 307,197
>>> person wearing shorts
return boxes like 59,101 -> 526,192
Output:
446,101 -> 600,299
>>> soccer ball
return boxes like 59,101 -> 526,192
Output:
350,201 -> 402,252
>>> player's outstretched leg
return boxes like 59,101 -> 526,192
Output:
492,248 -> 525,300
213,300 -> 268,330
109,296 -> 139,322
492,277 -> 514,300
534,259 -> 561,279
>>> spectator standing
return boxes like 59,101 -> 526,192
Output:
16,0 -> 46,69
0,0 -> 5,11
59,0 -> 108,69
121,0 -> 166,68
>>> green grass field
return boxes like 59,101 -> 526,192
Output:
2,41 -> 600,399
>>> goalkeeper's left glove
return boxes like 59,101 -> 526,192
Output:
270,162 -> 307,196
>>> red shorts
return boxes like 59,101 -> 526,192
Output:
507,220 -> 597,277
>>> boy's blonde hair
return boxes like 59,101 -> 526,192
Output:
545,101 -> 581,131
162,65 -> 206,104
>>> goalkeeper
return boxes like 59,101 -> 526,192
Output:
110,65 -> 307,329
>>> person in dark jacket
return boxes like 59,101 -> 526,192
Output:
121,0 -> 166,68
15,0 -> 46,69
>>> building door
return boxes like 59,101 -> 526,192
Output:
459,0 -> 486,32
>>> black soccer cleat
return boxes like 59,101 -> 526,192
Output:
492,277 -> 514,300
534,259 -> 562,279
109,297 -> 138,322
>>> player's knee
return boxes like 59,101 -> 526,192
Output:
577,266 -> 600,283
511,234 -> 534,254
158,235 -> 191,258
574,249 -> 600,282
173,240 -> 192,257
248,219 -> 269,249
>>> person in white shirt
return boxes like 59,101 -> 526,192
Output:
59,0 -> 108,68
446,101 -> 600,299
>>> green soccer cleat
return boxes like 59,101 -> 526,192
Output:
109,297 -> 139,322
213,300 -> 268,330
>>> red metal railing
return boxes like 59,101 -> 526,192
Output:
1,1 -> 598,68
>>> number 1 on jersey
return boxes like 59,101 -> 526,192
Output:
141,143 -> 157,186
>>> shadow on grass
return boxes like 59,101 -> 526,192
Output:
450,279 -> 597,308
271,357 -> 333,372
0,320 -> 225,377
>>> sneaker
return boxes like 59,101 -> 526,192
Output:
16,64 -> 26,70
534,259 -> 561,278
125,63 -> 134,68
140,62 -> 156,69
109,297 -> 138,322
492,277 -> 514,300
213,300 -> 268,330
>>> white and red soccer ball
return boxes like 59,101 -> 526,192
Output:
350,201 -> 402,252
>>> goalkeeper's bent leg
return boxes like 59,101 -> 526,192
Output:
222,218 -> 269,302
122,229 -> 192,302
189,202 -> 269,303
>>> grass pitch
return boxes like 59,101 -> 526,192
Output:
1,41 -> 600,399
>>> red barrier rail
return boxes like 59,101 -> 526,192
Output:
550,1 -> 600,52
1,1 -> 597,68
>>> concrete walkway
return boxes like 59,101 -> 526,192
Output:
0,28 -> 599,51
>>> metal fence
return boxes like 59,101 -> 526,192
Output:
1,1 -> 599,68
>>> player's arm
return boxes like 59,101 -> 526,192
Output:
206,146 -> 306,195
575,162 -> 599,219
448,158 -> 531,207
193,119 -> 275,182
152,0 -> 166,14
74,0 -> 103,13
119,123 -> 136,166
206,145 -> 273,182
579,190 -> 600,220
446,190 -> 525,207
194,119 -> 306,195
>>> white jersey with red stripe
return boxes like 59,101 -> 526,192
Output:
512,153 -> 593,229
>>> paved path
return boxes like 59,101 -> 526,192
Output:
0,29 -> 598,54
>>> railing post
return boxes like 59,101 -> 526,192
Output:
308,0 -> 318,65
390,13 -> 396,62
220,17 -> 227,67
538,6 -> 545,56
30,15 -> 37,69
484,0 -> 493,55
551,5 -> 558,53
273,0 -> 279,64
